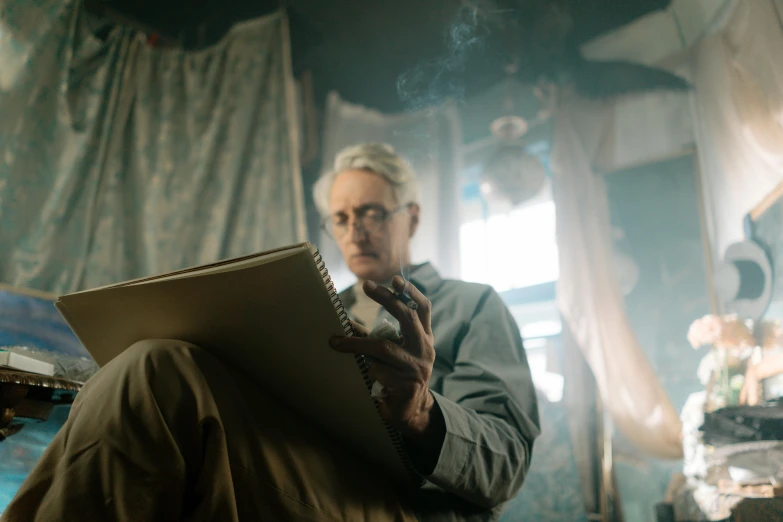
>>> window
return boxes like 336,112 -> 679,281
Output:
509,299 -> 564,402
524,338 -> 564,403
458,193 -> 564,402
459,200 -> 558,292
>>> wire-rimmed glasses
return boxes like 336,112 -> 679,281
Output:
320,203 -> 412,240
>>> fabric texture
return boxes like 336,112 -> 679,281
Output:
1,340 -> 417,522
317,92 -> 462,291
340,263 -> 541,522
690,0 -> 783,260
550,103 -> 684,460
0,0 -> 306,294
548,87 -> 700,515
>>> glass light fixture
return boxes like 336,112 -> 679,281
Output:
480,115 -> 547,207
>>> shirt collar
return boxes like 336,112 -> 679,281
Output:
406,262 -> 442,296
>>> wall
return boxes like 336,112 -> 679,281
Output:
605,154 -> 711,522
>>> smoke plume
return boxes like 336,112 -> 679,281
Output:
396,5 -> 486,111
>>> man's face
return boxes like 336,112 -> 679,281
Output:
328,169 -> 418,282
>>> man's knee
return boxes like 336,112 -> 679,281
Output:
74,339 -> 216,431
127,338 -> 201,359
92,339 -> 203,378
80,339 -> 206,401
125,339 -> 202,368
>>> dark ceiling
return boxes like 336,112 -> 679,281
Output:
88,0 -> 671,112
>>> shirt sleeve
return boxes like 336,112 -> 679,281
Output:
419,286 -> 541,508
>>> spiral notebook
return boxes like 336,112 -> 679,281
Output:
54,243 -> 417,484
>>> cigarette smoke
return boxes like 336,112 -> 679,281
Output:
396,5 -> 487,111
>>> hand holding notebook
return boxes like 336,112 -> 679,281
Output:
329,277 -> 439,441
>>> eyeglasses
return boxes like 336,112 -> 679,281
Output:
321,203 -> 412,240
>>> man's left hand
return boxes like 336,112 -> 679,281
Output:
330,275 -> 437,440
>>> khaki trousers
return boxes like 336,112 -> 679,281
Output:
1,340 -> 418,522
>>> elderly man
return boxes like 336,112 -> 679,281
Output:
318,143 -> 540,521
2,144 -> 539,522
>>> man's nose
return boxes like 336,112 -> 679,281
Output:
348,217 -> 368,243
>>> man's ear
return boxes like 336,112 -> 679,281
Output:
408,203 -> 420,238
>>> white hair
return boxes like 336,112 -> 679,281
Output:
313,143 -> 420,217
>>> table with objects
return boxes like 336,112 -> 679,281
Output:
0,369 -> 81,441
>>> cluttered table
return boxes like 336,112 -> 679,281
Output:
661,396 -> 783,521
654,310 -> 783,522
0,369 -> 81,441
668,482 -> 783,522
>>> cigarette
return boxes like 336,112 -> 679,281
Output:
390,288 -> 419,311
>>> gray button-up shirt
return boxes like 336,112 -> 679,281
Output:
340,263 -> 541,522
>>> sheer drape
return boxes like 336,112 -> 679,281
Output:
318,92 -> 462,290
551,98 -> 685,460
692,0 -> 783,259
0,0 -> 305,294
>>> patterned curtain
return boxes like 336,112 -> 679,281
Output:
0,0 -> 306,294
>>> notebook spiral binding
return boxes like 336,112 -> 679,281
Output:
312,249 -> 421,484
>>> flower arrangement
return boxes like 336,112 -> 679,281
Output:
688,314 -> 783,352
755,319 -> 783,350
688,315 -> 783,410
687,315 -> 783,410
687,314 -> 755,354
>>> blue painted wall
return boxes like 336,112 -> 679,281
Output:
605,154 -> 709,522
